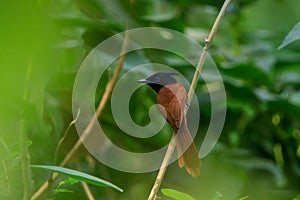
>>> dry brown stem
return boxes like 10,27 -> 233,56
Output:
31,31 -> 129,200
147,1 -> 231,199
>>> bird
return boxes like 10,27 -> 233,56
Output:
138,72 -> 201,177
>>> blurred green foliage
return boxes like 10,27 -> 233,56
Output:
0,0 -> 300,199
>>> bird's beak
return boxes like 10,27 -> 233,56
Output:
137,79 -> 148,83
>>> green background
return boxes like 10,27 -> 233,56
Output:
0,0 -> 300,199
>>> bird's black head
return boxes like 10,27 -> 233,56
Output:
138,72 -> 179,93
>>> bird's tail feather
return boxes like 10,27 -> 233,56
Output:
175,122 -> 201,177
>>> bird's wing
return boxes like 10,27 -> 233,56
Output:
156,83 -> 187,130
166,83 -> 187,129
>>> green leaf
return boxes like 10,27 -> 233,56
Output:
221,64 -> 273,88
53,188 -> 74,195
26,140 -> 32,147
238,196 -> 249,200
161,188 -> 196,200
58,177 -> 79,187
135,0 -> 177,22
141,11 -> 177,22
293,193 -> 300,200
278,22 -> 300,49
289,91 -> 300,106
31,165 -> 123,192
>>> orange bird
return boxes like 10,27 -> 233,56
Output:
138,72 -> 201,177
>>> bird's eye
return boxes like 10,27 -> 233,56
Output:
154,76 -> 160,83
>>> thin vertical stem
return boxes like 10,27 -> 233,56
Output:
186,0 -> 231,106
147,137 -> 176,200
20,58 -> 33,200
147,1 -> 231,199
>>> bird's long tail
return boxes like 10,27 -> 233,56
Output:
175,121 -> 201,177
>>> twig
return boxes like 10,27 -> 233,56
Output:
31,31 -> 129,200
147,1 -> 231,199
53,109 -> 80,166
46,109 -> 80,187
78,162 -> 96,200
147,137 -> 176,200
20,58 -> 33,200
81,182 -> 95,200
186,0 -> 231,106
